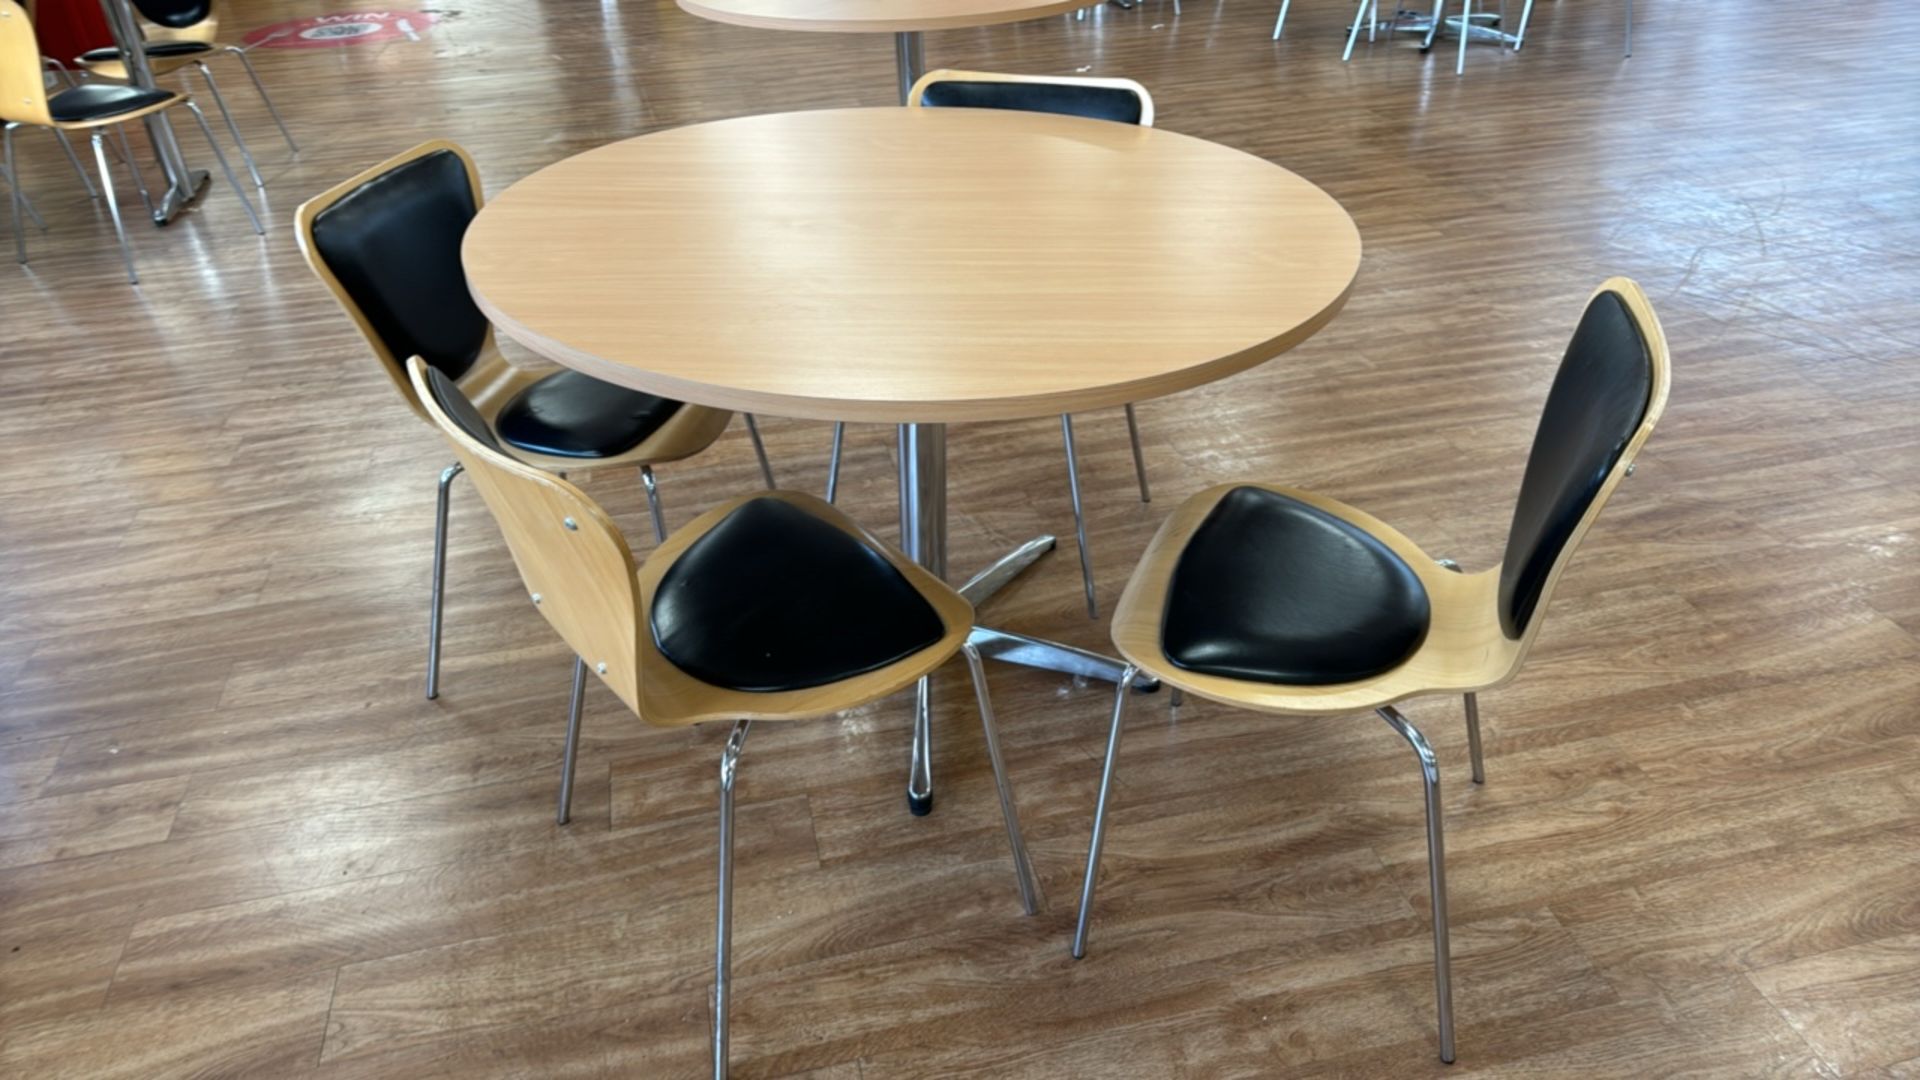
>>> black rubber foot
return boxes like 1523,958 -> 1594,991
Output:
908,792 -> 933,816
1132,678 -> 1162,694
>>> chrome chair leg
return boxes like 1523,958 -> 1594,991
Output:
1122,403 -> 1151,503
426,461 -> 462,700
110,125 -> 154,217
0,159 -> 45,235
742,414 -> 777,489
1422,0 -> 1445,47
556,656 -> 587,825
713,719 -> 751,1080
1378,705 -> 1456,1064
187,61 -> 264,189
1457,0 -> 1472,73
52,129 -> 98,199
1464,692 -> 1485,784
89,130 -> 138,285
1059,414 -> 1099,619
962,641 -> 1041,915
181,101 -> 265,235
825,421 -> 846,504
1343,0 -> 1370,59
225,46 -> 298,153
5,123 -> 28,264
1271,0 -> 1292,38
1071,663 -> 1141,958
1513,0 -> 1534,48
640,464 -> 668,543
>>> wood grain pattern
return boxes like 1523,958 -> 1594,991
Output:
1,0 -> 1918,1075
464,107 -> 1361,422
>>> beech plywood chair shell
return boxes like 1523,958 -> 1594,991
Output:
1110,277 -> 1671,715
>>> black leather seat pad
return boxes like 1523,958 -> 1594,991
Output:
492,371 -> 684,460
918,80 -> 1144,125
47,84 -> 177,124
78,41 -> 214,62
1161,487 -> 1431,686
651,498 -> 948,693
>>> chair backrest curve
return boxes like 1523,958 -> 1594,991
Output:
1496,277 -> 1672,645
406,357 -> 645,715
0,0 -> 52,127
294,140 -> 492,425
908,68 -> 1155,128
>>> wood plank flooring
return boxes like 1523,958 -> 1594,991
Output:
4,0 -> 1920,1075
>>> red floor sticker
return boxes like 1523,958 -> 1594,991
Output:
242,11 -> 439,49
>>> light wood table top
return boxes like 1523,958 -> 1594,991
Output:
675,0 -> 1091,34
464,107 -> 1362,423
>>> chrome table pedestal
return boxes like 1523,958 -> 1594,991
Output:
896,422 -> 1157,815
98,0 -> 207,223
893,31 -> 924,104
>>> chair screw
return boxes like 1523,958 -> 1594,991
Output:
563,517 -> 578,531
596,662 -> 607,675
531,593 -> 542,605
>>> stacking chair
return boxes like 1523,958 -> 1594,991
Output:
295,141 -> 778,712
407,356 -> 1041,1080
2,0 -> 262,283
827,68 -> 1158,621
1071,279 -> 1671,1063
73,0 -> 296,189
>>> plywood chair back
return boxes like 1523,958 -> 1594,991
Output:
407,356 -> 645,715
129,0 -> 218,43
295,140 -> 495,425
1488,276 -> 1671,671
0,0 -> 53,126
908,68 -> 1155,127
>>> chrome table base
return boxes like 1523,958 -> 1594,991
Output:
97,0 -> 208,224
896,422 -> 1156,816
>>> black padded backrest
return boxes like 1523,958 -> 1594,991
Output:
309,149 -> 488,382
1497,290 -> 1654,639
129,0 -> 212,28
917,79 -> 1145,125
421,366 -> 502,451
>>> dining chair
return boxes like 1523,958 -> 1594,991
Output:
295,140 -> 776,713
407,356 -> 1041,1080
72,0 -> 296,189
2,0 -> 262,283
825,67 -> 1157,621
1071,278 -> 1671,1064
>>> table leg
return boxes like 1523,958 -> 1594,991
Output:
894,31 -> 925,105
98,0 -> 207,224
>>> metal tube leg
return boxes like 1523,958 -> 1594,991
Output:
1378,706 -> 1456,1064
52,129 -> 98,199
91,131 -> 139,285
556,657 -> 587,825
714,719 -> 751,1080
1457,0 -> 1471,73
182,101 -> 264,234
1370,0 -> 1379,40
1343,0 -> 1371,60
1422,0 -> 1445,48
0,161 -> 44,234
1072,664 -> 1141,958
1624,0 -> 1632,56
1464,693 -> 1485,784
1122,404 -> 1151,503
4,125 -> 24,264
188,62 -> 264,189
894,30 -> 925,104
225,46 -> 298,153
640,464 -> 668,543
899,422 -> 947,816
1513,0 -> 1534,48
1060,415 -> 1099,620
111,125 -> 154,217
825,421 -> 846,504
426,461 -> 462,700
741,414 -> 777,490
962,642 -> 1041,914
1271,0 -> 1291,38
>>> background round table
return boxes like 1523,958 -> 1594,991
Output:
677,0 -> 1104,101
465,106 -> 1361,812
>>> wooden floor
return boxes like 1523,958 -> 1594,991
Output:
3,0 -> 1919,1075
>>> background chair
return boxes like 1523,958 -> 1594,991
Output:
408,356 -> 1041,1080
3,0 -> 262,283
825,67 -> 1158,621
295,140 -> 775,713
1072,278 -> 1672,1064
73,0 -> 295,189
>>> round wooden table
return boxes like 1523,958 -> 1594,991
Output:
676,0 -> 1096,102
466,106 -> 1361,812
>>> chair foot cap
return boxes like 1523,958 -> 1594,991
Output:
907,793 -> 933,816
